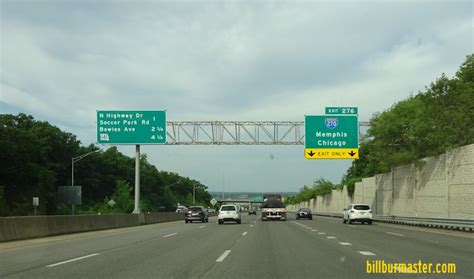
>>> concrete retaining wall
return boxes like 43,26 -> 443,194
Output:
288,144 -> 474,221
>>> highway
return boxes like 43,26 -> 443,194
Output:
1,214 -> 472,279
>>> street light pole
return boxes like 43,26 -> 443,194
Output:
193,182 -> 200,205
71,149 -> 100,215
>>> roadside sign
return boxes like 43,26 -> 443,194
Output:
305,115 -> 359,159
325,107 -> 358,115
97,110 -> 166,144
58,186 -> 82,205
210,198 -> 217,206
33,197 -> 39,206
107,199 -> 116,207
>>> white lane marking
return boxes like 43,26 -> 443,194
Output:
339,242 -> 352,246
242,232 -> 248,236
349,225 -> 356,228
359,251 -> 376,256
163,233 -> 177,238
306,227 -> 312,230
386,232 -> 404,237
327,236 -> 336,239
311,229 -> 318,232
250,225 -> 254,228
46,253 -> 99,267
318,232 -> 326,235
199,226 -> 206,229
216,250 -> 231,262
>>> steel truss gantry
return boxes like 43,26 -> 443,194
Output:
165,121 -> 369,145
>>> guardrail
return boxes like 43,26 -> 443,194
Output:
373,216 -> 474,232
288,211 -> 473,232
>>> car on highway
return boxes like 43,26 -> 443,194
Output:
175,205 -> 188,213
296,208 -> 312,220
248,208 -> 257,215
218,204 -> 242,224
343,204 -> 372,224
185,206 -> 209,223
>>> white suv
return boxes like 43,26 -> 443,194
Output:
343,204 -> 373,224
218,204 -> 241,224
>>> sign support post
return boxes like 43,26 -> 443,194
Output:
133,145 -> 141,214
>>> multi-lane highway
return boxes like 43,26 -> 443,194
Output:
1,214 -> 472,278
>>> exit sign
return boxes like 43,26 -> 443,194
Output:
97,110 -> 166,144
325,107 -> 358,115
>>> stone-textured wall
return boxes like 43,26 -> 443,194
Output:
288,144 -> 474,221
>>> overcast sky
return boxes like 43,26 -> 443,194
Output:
1,0 -> 472,193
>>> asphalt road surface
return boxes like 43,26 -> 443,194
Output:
1,214 -> 472,278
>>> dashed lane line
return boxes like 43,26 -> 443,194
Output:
358,251 -> 376,256
216,250 -> 231,262
386,232 -> 404,237
46,253 -> 100,267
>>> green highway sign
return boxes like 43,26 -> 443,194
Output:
97,110 -> 166,144
325,107 -> 358,115
305,115 -> 359,159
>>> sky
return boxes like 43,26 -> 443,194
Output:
1,0 -> 472,193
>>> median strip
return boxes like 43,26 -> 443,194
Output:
216,250 -> 231,262
46,253 -> 100,267
163,233 -> 177,238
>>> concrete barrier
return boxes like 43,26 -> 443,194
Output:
0,212 -> 219,242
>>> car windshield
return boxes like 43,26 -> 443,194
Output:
262,199 -> 285,208
220,206 -> 236,211
354,205 -> 370,210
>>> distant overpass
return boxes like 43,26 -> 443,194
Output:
217,198 -> 263,209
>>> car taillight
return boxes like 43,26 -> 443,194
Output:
350,210 -> 354,213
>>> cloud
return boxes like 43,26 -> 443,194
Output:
1,1 -> 472,191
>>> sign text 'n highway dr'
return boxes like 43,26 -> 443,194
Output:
97,110 -> 166,144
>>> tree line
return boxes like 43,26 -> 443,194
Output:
0,114 -> 213,216
289,54 -> 474,205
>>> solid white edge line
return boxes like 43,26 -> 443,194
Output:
46,253 -> 100,267
358,251 -> 376,256
386,232 -> 404,237
216,250 -> 231,262
163,233 -> 178,238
